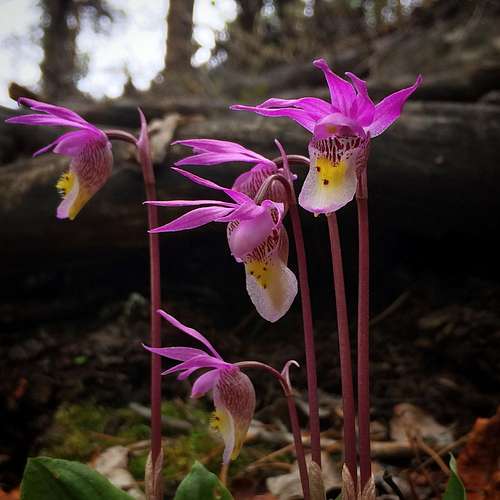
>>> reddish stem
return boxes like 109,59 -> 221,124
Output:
137,114 -> 163,478
107,121 -> 163,496
356,174 -> 371,488
287,191 -> 322,468
326,214 -> 357,488
236,361 -> 310,499
271,142 -> 322,468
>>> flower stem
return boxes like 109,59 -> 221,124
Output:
326,214 -> 357,488
356,172 -> 371,488
287,187 -> 322,467
236,361 -> 310,500
273,141 -> 321,468
109,115 -> 164,498
106,120 -> 164,497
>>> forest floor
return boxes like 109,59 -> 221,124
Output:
1,273 -> 499,499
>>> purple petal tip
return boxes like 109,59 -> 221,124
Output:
313,58 -> 327,68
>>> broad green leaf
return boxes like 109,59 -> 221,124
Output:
443,455 -> 467,500
21,457 -> 133,500
174,461 -> 233,500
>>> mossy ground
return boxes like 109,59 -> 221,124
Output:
39,399 -> 274,494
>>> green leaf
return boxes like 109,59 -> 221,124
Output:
443,455 -> 467,500
21,457 -> 133,500
174,461 -> 233,500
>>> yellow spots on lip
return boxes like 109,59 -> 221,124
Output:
56,171 -> 75,197
210,409 -> 224,431
210,407 -> 242,461
315,157 -> 347,189
56,170 -> 91,220
245,260 -> 270,289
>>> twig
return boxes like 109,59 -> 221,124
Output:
244,461 -> 294,474
369,290 -> 411,327
383,470 -> 405,500
416,434 -> 469,470
414,434 -> 450,476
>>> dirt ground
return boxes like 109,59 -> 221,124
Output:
1,263 -> 498,496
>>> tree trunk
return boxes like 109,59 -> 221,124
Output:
164,0 -> 195,75
40,0 -> 80,100
237,0 -> 263,32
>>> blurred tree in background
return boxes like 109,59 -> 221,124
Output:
32,0 -> 433,101
164,0 -> 195,74
39,0 -> 114,100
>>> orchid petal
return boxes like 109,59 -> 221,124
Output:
52,130 -> 102,157
313,113 -> 366,140
149,205 -> 234,233
175,152 -> 274,167
142,346 -> 208,361
213,368 -> 256,463
18,98 -> 89,125
174,139 -> 275,168
313,59 -> 356,115
244,253 -> 298,322
172,167 -> 250,204
277,225 -> 290,263
367,75 -> 423,137
161,355 -> 228,377
33,137 -> 64,158
258,96 -> 332,120
227,206 -> 278,260
6,113 -> 97,131
231,104 -> 316,133
216,200 -> 273,223
213,405 -> 235,465
157,310 -> 222,359
175,367 -> 201,380
191,369 -> 220,398
56,138 -> 113,220
345,72 -> 375,126
299,135 -> 369,215
174,139 -> 251,153
145,199 -> 235,208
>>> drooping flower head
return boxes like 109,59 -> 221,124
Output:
232,59 -> 422,214
6,98 -> 113,220
144,310 -> 256,464
148,167 -> 297,322
174,139 -> 288,204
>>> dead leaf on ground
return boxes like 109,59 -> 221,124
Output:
390,403 -> 454,448
457,406 -> 500,500
0,488 -> 20,499
92,445 -> 145,499
267,452 -> 341,500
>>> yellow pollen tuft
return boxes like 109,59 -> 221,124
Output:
56,171 -> 75,197
315,157 -> 347,189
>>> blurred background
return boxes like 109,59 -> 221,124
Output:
1,0 -> 499,496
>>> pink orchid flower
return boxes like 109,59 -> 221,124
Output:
6,98 -> 113,220
174,139 -> 288,203
232,59 -> 422,214
144,310 -> 256,464
148,167 -> 298,322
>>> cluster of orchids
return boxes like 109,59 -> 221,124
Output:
7,59 -> 421,499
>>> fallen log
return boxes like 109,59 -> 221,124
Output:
0,98 -> 500,317
1,101 -> 499,275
